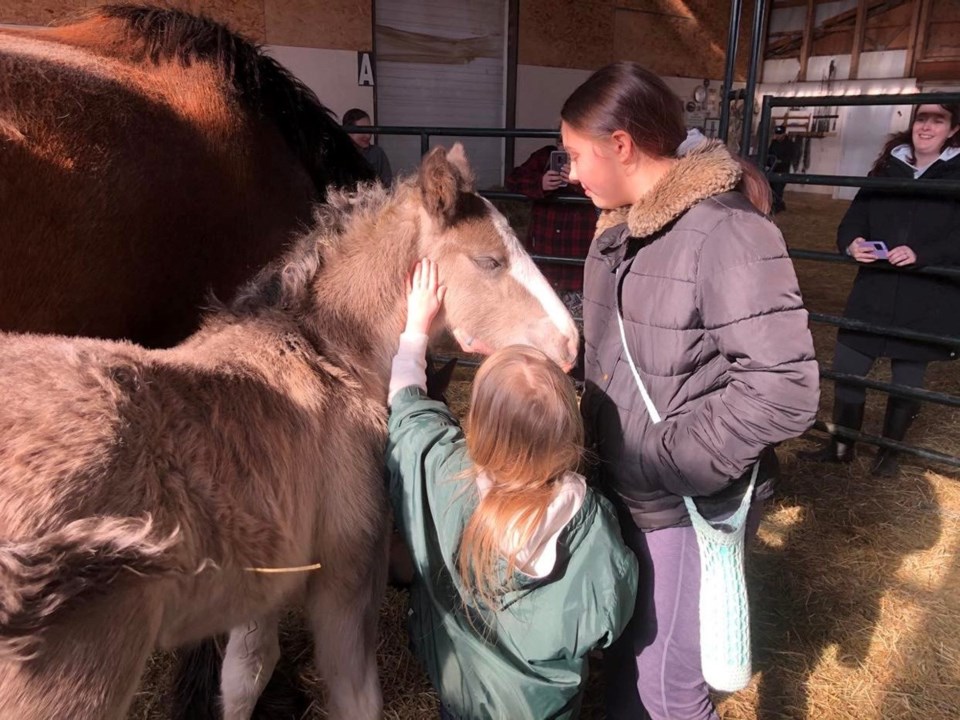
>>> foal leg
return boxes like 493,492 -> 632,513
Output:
220,615 -> 281,720
307,564 -> 384,720
306,518 -> 389,720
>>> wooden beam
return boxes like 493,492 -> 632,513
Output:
911,0 -> 934,77
849,0 -> 869,79
773,0 -> 837,7
760,0 -> 773,82
904,0 -> 925,76
915,58 -> 960,81
765,0 -> 908,59
798,0 -> 816,80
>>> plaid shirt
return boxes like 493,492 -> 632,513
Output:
505,145 -> 598,292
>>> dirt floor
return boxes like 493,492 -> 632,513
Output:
130,191 -> 960,719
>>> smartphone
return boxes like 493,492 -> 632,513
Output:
867,240 -> 889,259
549,150 -> 569,186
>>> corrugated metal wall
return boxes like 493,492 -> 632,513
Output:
375,0 -> 506,187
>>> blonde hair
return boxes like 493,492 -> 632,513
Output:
458,345 -> 584,607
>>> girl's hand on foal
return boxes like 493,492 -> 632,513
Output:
405,259 -> 446,335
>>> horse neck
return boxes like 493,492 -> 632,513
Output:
309,193 -> 421,400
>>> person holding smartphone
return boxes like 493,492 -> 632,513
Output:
805,102 -> 960,475
505,140 -> 598,300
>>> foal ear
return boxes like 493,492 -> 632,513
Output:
446,143 -> 474,190
419,144 -> 475,227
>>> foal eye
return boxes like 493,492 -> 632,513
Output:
472,256 -> 503,272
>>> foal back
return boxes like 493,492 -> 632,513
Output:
0,323 -> 389,718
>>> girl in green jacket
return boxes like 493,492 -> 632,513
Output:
385,259 -> 638,720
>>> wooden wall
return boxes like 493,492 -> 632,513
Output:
766,0 -> 960,82
518,0 -> 760,80
0,0 -> 372,51
3,0 -> 766,79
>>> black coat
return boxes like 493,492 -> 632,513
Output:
836,150 -> 960,362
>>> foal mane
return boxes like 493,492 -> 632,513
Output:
226,180 -> 405,319
89,4 -> 373,194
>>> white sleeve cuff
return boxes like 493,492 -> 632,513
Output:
388,332 -> 429,404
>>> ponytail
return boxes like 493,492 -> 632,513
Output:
737,156 -> 773,215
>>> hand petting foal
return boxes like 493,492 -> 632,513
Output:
405,259 -> 446,336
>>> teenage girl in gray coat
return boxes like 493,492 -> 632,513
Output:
561,62 -> 820,720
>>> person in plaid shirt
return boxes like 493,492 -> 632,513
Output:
506,143 -> 599,295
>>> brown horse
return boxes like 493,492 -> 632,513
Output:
0,4 -> 373,348
0,144 -> 579,720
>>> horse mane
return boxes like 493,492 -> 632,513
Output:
224,180 -> 406,318
91,5 -> 374,194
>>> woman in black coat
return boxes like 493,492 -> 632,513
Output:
808,102 -> 960,475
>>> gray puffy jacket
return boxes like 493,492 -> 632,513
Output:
580,141 -> 820,531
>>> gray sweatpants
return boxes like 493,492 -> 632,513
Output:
605,504 -> 763,720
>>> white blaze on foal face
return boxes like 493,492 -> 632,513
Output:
429,198 -> 579,369
488,199 -> 580,360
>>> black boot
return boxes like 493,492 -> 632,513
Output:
801,400 -> 865,463
872,398 -> 920,477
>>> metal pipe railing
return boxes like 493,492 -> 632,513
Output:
808,312 -> 960,350
740,0 -> 767,156
527,250 -> 960,281
812,422 -> 960,468
789,249 -> 960,280
719,0 -> 744,144
823,371 -> 960,409
764,173 -> 960,192
756,91 -> 960,176
343,124 -> 561,159
482,190 -> 593,205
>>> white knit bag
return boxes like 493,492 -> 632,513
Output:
616,303 -> 755,693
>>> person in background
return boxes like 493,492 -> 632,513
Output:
342,108 -> 393,185
505,141 -> 598,309
803,102 -> 960,476
387,259 -> 638,720
767,125 -> 791,214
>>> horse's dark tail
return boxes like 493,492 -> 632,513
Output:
0,515 -> 180,660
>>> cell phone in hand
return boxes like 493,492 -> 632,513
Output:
867,240 -> 889,259
549,150 -> 569,186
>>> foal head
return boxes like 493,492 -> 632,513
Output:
227,145 -> 579,377
415,145 -> 579,370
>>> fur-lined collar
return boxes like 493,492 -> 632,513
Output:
595,140 -> 741,241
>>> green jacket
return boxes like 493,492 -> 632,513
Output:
386,387 -> 639,720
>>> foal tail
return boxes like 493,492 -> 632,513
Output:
0,515 -> 181,660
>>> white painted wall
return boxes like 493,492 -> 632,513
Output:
763,50 -> 909,84
265,45 -> 374,121
374,0 -> 506,188
514,64 -> 594,160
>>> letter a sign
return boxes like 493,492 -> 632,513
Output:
358,51 -> 374,87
